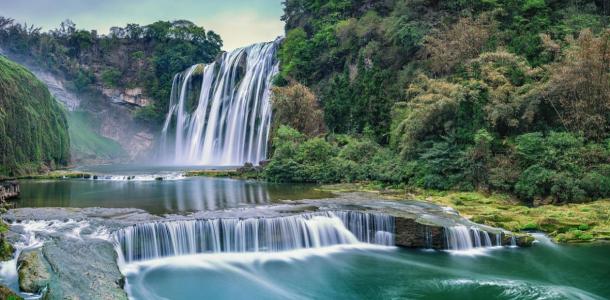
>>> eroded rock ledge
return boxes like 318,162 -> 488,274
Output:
0,181 -> 19,202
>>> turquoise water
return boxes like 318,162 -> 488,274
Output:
124,239 -> 610,300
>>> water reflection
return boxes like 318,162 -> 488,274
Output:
16,177 -> 331,215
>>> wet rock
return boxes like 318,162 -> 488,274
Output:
516,234 -> 535,247
18,250 -> 51,294
0,234 -> 15,261
0,284 -> 22,300
394,217 -> 444,249
39,239 -> 128,299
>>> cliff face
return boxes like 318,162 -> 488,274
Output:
0,56 -> 70,176
1,50 -> 155,165
0,181 -> 19,202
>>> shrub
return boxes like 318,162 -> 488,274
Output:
101,68 -> 122,87
271,82 -> 325,137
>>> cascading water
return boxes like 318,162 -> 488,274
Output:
160,40 -> 280,166
444,225 -> 494,251
114,211 -> 394,263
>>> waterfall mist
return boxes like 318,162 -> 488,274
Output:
159,40 -> 280,166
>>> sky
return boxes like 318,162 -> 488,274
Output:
0,0 -> 285,50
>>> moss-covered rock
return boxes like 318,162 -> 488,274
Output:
0,285 -> 22,300
0,236 -> 14,261
17,250 -> 51,294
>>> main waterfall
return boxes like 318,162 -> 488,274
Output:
160,40 -> 279,166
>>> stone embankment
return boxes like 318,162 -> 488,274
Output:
0,181 -> 19,202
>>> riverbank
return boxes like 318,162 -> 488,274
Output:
319,184 -> 610,243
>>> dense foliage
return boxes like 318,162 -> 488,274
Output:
0,18 -> 222,123
268,0 -> 610,204
0,56 -> 70,177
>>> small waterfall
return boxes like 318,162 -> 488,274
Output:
496,233 -> 502,246
424,226 -> 433,249
444,226 -> 494,250
114,211 -> 394,263
160,40 -> 280,166
511,235 -> 517,247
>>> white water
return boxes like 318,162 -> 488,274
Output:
114,211 -> 394,263
86,173 -> 185,181
444,225 -> 511,254
0,220 -> 108,298
160,40 -> 280,166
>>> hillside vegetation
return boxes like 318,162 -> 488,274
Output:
0,18 -> 222,123
267,0 -> 610,205
0,56 -> 69,177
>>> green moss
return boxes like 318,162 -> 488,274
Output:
0,56 -> 70,177
521,223 -> 539,230
0,285 -> 22,300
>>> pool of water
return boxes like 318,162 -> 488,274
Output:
15,176 -> 332,215
123,237 -> 610,300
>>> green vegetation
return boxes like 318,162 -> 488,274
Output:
0,56 -> 69,177
67,111 -> 125,163
0,217 -> 14,261
0,18 -> 222,123
267,0 -> 610,205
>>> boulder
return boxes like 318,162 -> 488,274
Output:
17,250 -> 51,294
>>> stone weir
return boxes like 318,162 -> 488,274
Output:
0,181 -> 19,202
0,193 -> 533,298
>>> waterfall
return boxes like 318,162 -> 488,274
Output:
160,40 -> 280,166
444,225 -> 494,250
114,211 -> 394,263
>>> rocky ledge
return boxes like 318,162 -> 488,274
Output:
0,181 -> 19,202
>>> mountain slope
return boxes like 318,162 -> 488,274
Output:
0,56 -> 69,176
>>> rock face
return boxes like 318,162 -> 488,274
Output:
1,51 -> 155,165
102,87 -> 152,107
394,217 -> 445,248
392,216 -> 532,249
0,181 -> 19,202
